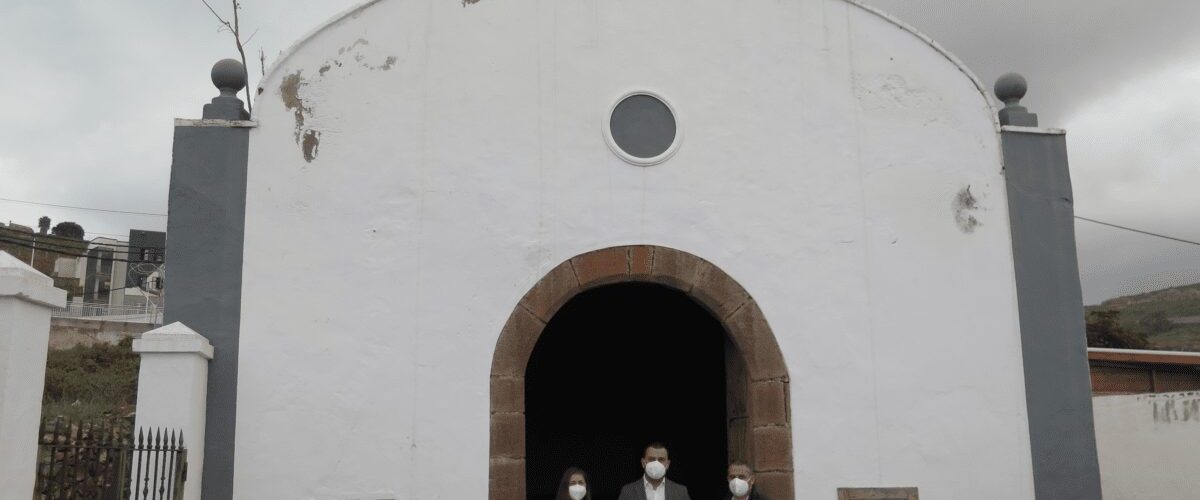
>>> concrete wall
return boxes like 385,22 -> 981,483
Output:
233,0 -> 1034,498
0,250 -> 66,497
48,317 -> 155,349
1094,392 -> 1200,499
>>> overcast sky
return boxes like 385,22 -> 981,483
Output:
2,0 -> 1198,304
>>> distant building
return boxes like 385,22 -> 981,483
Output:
1,222 -> 89,299
82,237 -> 126,304
125,229 -> 165,289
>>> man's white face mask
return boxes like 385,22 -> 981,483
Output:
568,484 -> 587,500
729,478 -> 750,497
644,460 -> 667,480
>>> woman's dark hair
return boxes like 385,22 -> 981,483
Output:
555,466 -> 591,500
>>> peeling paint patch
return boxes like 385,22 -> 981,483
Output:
302,130 -> 321,163
280,70 -> 321,163
280,71 -> 310,139
278,38 -> 399,164
953,185 -> 982,233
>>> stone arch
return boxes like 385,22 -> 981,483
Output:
489,245 -> 794,500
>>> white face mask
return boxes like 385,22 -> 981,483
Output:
729,478 -> 750,497
568,484 -> 587,500
644,460 -> 667,480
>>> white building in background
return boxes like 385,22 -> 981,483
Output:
49,234 -> 165,323
145,1 -> 1103,499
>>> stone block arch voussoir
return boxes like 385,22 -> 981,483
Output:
489,245 -> 794,500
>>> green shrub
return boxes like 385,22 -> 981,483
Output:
41,338 -> 139,423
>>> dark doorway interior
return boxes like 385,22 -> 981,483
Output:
525,283 -> 729,500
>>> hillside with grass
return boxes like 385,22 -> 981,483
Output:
40,337 -> 139,427
1087,282 -> 1200,352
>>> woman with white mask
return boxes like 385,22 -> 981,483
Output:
555,466 -> 592,500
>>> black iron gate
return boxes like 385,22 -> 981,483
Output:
34,418 -> 187,500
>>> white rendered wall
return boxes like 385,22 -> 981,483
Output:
132,322 -> 213,500
0,251 -> 66,496
235,0 -> 1033,498
1094,392 -> 1200,499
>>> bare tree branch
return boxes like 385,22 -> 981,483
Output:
259,48 -> 267,77
201,0 -> 254,115
201,0 -> 231,29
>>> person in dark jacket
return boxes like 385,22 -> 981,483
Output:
555,466 -> 593,500
616,442 -> 692,500
724,461 -> 770,500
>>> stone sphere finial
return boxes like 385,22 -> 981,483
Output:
994,71 -> 1039,126
994,72 -> 1028,105
211,59 -> 247,95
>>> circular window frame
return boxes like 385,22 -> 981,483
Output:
603,90 -> 683,167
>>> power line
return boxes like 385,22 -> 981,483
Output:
0,236 -> 158,264
1075,216 -> 1200,247
0,197 -> 167,217
0,231 -> 163,250
0,230 -> 164,250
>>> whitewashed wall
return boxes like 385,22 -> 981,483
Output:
0,251 -> 66,495
234,0 -> 1034,498
1094,392 -> 1200,499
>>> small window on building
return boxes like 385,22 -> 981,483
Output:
142,249 -> 151,261
606,92 -> 679,165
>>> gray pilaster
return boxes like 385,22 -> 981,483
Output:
164,59 -> 253,500
997,74 -> 1102,499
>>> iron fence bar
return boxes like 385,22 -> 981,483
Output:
46,417 -> 56,499
134,429 -> 146,500
163,431 -> 176,500
93,425 -> 107,500
85,422 -> 98,498
35,417 -> 47,497
116,431 -> 129,500
151,429 -> 163,500
55,418 -> 67,500
158,429 -> 167,500
175,437 -> 187,500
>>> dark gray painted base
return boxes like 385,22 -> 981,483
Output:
165,122 -> 250,500
1002,127 -> 1102,499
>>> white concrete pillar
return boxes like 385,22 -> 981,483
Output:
132,322 -> 213,500
0,250 -> 66,496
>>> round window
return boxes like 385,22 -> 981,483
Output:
606,92 -> 679,165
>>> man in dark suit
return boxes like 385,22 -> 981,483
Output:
724,461 -> 770,500
617,442 -> 692,500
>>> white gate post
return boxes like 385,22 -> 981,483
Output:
0,251 -> 66,496
132,322 -> 213,500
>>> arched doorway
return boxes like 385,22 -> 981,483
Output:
490,246 -> 795,500
525,283 -> 729,499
